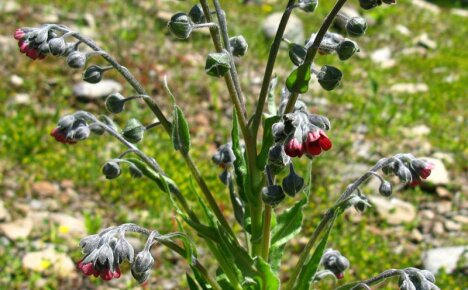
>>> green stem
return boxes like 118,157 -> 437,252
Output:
283,0 -> 348,114
260,205 -> 272,260
250,0 -> 296,137
205,240 -> 244,290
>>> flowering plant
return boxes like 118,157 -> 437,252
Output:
16,0 -> 440,289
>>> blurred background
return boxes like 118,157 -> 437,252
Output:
0,0 -> 466,289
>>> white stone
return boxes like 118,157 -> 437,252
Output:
414,33 -> 437,50
0,1 -> 20,13
370,47 -> 395,68
10,75 -> 24,87
11,93 -> 31,105
405,125 -> 431,138
22,248 -> 77,278
451,8 -> 468,18
389,83 -> 429,94
395,25 -> 411,36
0,218 -> 33,240
262,13 -> 304,43
423,246 -> 467,274
411,0 -> 441,14
49,213 -> 86,237
369,195 -> 416,225
421,157 -> 450,185
73,79 -> 122,99
0,200 -> 11,222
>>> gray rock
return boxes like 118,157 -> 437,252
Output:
395,25 -> 411,36
11,93 -> 31,105
73,79 -> 122,100
423,246 -> 467,274
421,157 -> 450,185
451,8 -> 468,18
404,125 -> 431,138
31,181 -> 59,197
370,47 -> 395,68
262,13 -> 304,43
0,218 -> 33,240
22,248 -> 77,278
389,83 -> 429,94
369,195 -> 416,225
414,33 -> 437,50
444,220 -> 461,232
0,200 -> 11,222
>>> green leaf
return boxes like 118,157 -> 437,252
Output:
216,268 -> 236,290
271,196 -> 307,247
228,177 -> 245,227
253,257 -> 280,290
286,64 -> 311,94
186,273 -> 201,290
231,110 -> 248,203
293,213 -> 338,290
125,158 -> 177,194
257,115 -> 281,170
172,105 -> 191,154
191,266 -> 211,290
268,244 -> 285,273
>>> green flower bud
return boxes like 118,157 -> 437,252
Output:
168,12 -> 193,39
48,37 -> 67,56
122,118 -> 145,144
129,164 -> 143,178
188,4 -> 205,24
205,51 -> 231,77
229,35 -> 248,57
67,51 -> 86,69
346,17 -> 367,37
288,43 -> 307,66
316,65 -> 342,91
83,65 -> 104,84
379,180 -> 392,197
298,0 -> 318,13
105,93 -> 126,114
103,161 -> 121,179
262,185 -> 286,206
336,39 -> 359,61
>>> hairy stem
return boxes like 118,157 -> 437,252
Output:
261,205 -> 272,260
283,0 -> 348,114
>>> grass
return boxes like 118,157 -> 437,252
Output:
0,0 -> 466,289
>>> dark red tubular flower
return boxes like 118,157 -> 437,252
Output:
77,259 -> 121,281
284,138 -> 303,158
77,260 -> 99,277
14,28 -> 46,60
418,163 -> 434,179
304,130 -> 332,156
50,127 -> 76,144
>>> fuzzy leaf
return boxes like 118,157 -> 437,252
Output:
253,257 -> 280,290
257,115 -> 281,170
172,105 -> 191,154
286,64 -> 311,94
271,196 -> 307,247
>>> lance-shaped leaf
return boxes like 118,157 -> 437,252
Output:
286,64 -> 311,94
253,257 -> 280,290
186,273 -> 201,290
257,115 -> 281,170
270,197 -> 307,248
172,105 -> 191,154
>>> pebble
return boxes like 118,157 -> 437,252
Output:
73,79 -> 123,100
9,75 -> 24,87
389,83 -> 429,94
0,200 -> 11,222
32,181 -> 59,197
451,8 -> 468,18
414,33 -> 437,50
423,246 -> 466,274
0,217 -> 33,240
369,195 -> 416,225
0,0 -> 20,13
432,221 -> 444,235
370,47 -> 395,68
435,187 -> 452,199
50,213 -> 86,237
444,220 -> 461,232
411,0 -> 441,14
22,248 -> 77,278
262,13 -> 304,43
11,93 -> 31,105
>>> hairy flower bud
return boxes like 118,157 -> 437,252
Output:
129,164 -> 143,178
70,125 -> 91,141
103,161 -> 121,179
48,37 -> 67,56
321,249 -> 350,279
67,51 -> 86,69
399,279 -> 417,290
131,268 -> 151,284
168,12 -> 193,39
83,65 -> 105,84
122,118 -> 145,144
189,4 -> 205,24
346,17 -> 367,37
262,185 -> 286,206
212,143 -> 236,168
230,35 -> 248,57
282,166 -> 304,197
396,163 -> 412,183
336,39 -> 359,61
114,236 -> 135,264
105,93 -> 126,114
379,180 -> 392,197
57,115 -> 76,130
205,51 -> 231,77
132,249 -> 154,274
288,43 -> 307,66
38,41 -> 50,54
268,145 -> 290,174
298,0 -> 318,12
80,234 -> 101,255
316,65 -> 342,91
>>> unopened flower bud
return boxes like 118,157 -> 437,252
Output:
89,123 -> 105,135
38,42 -> 50,54
131,268 -> 151,284
219,169 -> 230,185
316,65 -> 342,91
205,51 -> 231,77
129,164 -> 143,178
105,93 -> 126,114
262,185 -> 286,206
230,35 -> 248,57
103,161 -> 121,179
288,43 -> 307,66
268,145 -> 290,174
336,39 -> 359,60
34,28 -> 49,45
420,270 -> 435,283
346,17 -> 367,37
396,163 -> 412,183
282,167 -> 304,197
67,51 -> 86,69
71,125 -> 90,141
83,65 -> 105,84
122,118 -> 145,144
57,115 -> 76,130
114,236 -> 135,264
399,279 -> 417,290
359,0 -> 379,9
80,234 -> 101,255
322,249 -> 350,279
379,180 -> 392,197
212,143 -> 236,167
132,249 -> 154,274
298,0 -> 318,12
48,37 -> 67,56
168,12 -> 193,39
189,4 -> 205,24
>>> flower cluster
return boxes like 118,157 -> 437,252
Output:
14,27 -> 53,60
273,100 -> 332,158
382,154 -> 434,186
78,227 -> 156,284
321,249 -> 350,279
399,268 -> 439,290
50,114 -> 91,144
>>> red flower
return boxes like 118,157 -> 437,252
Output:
419,163 -> 434,179
304,130 -> 332,156
50,127 -> 76,144
15,28 -> 45,60
284,138 -> 303,157
77,259 -> 121,281
14,28 -> 26,40
335,272 -> 344,279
